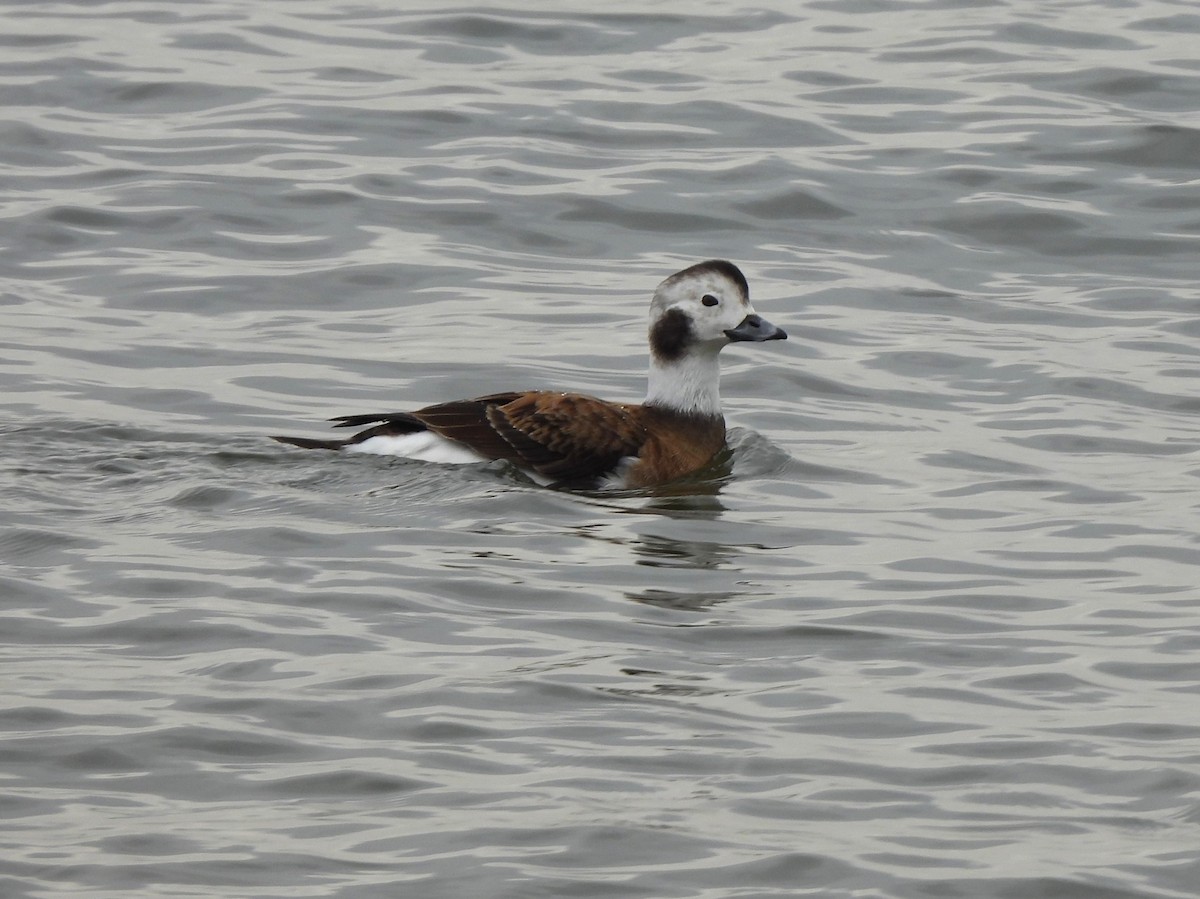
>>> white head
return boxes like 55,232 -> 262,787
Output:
644,260 -> 786,416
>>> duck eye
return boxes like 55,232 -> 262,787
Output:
701,294 -> 719,307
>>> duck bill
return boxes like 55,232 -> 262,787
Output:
724,314 -> 787,342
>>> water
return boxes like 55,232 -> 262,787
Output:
3,1 -> 1199,897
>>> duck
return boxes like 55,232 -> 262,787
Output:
272,259 -> 786,489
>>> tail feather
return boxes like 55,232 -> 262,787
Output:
273,413 -> 428,451
271,434 -> 348,451
331,412 -> 424,430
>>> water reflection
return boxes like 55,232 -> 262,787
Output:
629,530 -> 737,570
625,587 -> 737,613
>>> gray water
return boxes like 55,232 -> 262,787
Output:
3,1 -> 1199,897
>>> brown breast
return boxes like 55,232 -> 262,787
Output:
621,406 -> 727,488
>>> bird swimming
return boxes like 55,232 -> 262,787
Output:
272,260 -> 786,489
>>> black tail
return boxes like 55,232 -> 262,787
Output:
272,413 -> 427,451
330,412 -> 425,430
270,435 -> 347,451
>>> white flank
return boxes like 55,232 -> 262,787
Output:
347,431 -> 492,464
597,456 -> 639,490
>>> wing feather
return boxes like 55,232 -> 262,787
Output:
484,392 -> 647,483
406,392 -> 529,461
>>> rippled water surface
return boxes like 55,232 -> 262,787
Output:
3,1 -> 1200,897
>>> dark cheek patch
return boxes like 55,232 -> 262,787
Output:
650,308 -> 693,363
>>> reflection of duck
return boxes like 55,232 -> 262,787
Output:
273,260 -> 786,489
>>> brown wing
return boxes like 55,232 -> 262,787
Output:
416,391 -> 647,484
403,392 -> 529,461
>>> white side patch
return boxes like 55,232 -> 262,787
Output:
347,431 -> 492,464
597,456 -> 638,490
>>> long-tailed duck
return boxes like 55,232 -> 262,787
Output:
273,260 -> 786,489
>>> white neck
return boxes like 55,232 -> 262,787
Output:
644,346 -> 723,417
